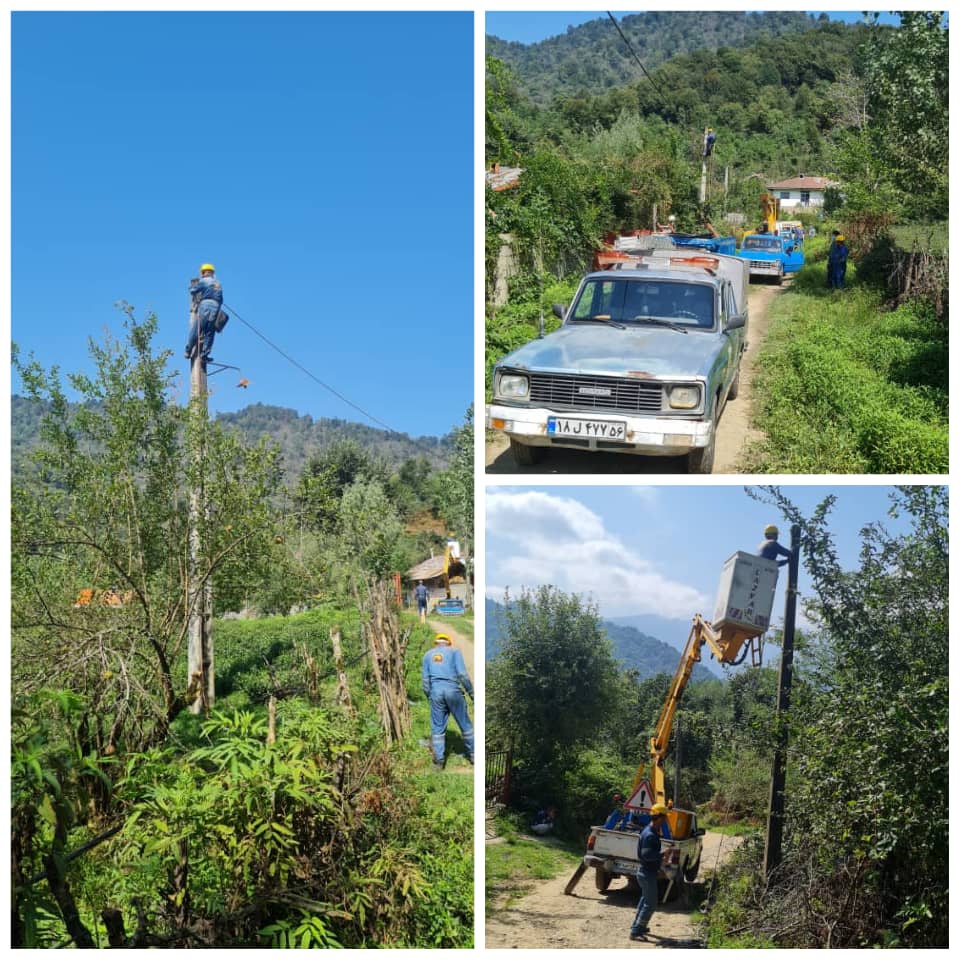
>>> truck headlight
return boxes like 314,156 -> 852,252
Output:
668,385 -> 700,410
497,373 -> 529,399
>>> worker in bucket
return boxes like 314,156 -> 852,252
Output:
421,632 -> 474,771
758,524 -> 792,567
629,802 -> 670,940
186,263 -> 223,363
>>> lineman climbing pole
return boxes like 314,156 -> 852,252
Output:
187,294 -> 214,713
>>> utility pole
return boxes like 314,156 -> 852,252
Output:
699,127 -> 708,204
763,523 -> 801,876
187,299 -> 214,713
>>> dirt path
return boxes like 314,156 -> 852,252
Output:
485,280 -> 786,475
712,281 -> 784,472
485,831 -> 743,949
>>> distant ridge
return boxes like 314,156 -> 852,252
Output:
486,597 -> 720,681
11,395 -> 453,484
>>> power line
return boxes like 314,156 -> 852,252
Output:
606,11 -> 664,101
223,301 -> 434,446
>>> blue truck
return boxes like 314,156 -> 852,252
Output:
736,232 -> 804,284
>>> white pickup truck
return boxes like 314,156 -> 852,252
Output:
567,807 -> 705,900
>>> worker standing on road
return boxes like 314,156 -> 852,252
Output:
186,263 -> 223,363
415,580 -> 429,624
421,632 -> 474,771
629,802 -> 670,940
758,524 -> 792,567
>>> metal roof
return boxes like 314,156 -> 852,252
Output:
766,175 -> 836,190
486,165 -> 523,191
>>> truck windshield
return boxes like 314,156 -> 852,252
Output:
568,278 -> 714,329
742,236 -> 781,251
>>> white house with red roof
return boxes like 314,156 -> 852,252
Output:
766,174 -> 838,210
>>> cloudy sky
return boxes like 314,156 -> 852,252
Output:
485,485 -> 927,638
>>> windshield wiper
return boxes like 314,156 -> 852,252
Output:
629,315 -> 689,334
570,315 -> 627,330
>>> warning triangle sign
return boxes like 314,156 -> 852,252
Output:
625,778 -> 654,810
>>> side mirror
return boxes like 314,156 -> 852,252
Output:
725,314 -> 746,331
695,828 -> 706,837
785,244 -> 794,254
552,302 -> 567,320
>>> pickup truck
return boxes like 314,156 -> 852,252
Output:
737,233 -> 804,284
569,807 -> 705,900
486,249 -> 749,474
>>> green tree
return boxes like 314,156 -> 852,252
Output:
487,586 -> 620,803
12,310 -> 283,754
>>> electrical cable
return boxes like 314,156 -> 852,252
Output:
606,11 -> 664,101
223,302 -> 403,437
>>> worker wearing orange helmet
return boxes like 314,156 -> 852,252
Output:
629,802 -> 670,940
421,632 -> 474,771
186,262 -> 223,363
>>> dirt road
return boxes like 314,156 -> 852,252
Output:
485,831 -> 743,949
485,280 -> 786,475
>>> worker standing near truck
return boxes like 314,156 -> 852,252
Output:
421,632 -> 474,771
629,802 -> 670,940
415,580 -> 429,623
758,524 -> 792,567
186,263 -> 223,363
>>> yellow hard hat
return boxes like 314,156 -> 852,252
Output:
199,263 -> 216,274
764,524 -> 779,538
836,235 -> 845,243
649,803 -> 669,817
434,632 -> 452,644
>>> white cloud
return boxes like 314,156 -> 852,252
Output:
486,490 -> 708,618
627,487 -> 662,508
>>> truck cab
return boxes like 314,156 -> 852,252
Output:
737,233 -> 804,284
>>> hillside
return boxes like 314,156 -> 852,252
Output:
11,395 -> 452,484
485,597 -> 718,681
487,10 -> 821,103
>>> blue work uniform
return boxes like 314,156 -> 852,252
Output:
758,538 -> 792,567
631,822 -> 663,936
827,242 -> 848,289
421,643 -> 474,765
186,276 -> 223,361
415,584 -> 428,611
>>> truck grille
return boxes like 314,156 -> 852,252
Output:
528,373 -> 663,414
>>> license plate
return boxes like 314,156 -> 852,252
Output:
547,417 -> 626,440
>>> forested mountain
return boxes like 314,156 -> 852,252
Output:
11,395 -> 452,484
486,597 -> 717,681
488,10 -> 822,103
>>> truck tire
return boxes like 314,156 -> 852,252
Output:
510,438 -> 543,466
687,405 -> 717,474
727,361 -> 741,401
684,853 -> 702,883
594,867 -> 612,893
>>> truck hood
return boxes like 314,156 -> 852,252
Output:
497,323 -> 724,380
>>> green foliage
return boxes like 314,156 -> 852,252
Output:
720,487 -> 949,947
744,283 -> 947,473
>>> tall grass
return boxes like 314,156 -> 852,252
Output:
742,263 -> 947,474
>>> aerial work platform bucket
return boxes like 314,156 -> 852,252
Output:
711,552 -> 779,657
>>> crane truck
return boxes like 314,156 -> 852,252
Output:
565,550 -> 781,900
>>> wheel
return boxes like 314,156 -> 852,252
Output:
594,867 -> 612,893
510,438 -> 543,466
727,360 -> 741,401
684,853 -> 702,883
687,405 -> 717,474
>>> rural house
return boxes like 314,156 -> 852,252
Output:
765,174 -> 837,210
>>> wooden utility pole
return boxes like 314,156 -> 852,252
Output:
187,300 -> 214,713
763,523 -> 801,876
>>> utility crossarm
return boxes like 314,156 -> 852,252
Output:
630,613 -> 757,807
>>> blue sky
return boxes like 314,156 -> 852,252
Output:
486,485 -> 934,651
11,12 -> 473,439
486,10 -> 904,45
